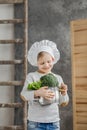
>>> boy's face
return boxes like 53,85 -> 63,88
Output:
37,52 -> 54,74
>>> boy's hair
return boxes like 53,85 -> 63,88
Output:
37,51 -> 50,60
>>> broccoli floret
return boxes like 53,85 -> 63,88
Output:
40,73 -> 59,87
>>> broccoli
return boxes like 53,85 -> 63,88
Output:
27,73 -> 59,90
40,73 -> 59,87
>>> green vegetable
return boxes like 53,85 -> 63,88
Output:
27,81 -> 41,90
27,73 -> 59,90
40,73 -> 59,87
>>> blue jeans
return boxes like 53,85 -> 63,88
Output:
27,121 -> 60,130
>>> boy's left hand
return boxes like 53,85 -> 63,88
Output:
60,83 -> 68,95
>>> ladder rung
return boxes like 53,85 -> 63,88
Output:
0,81 -> 24,86
0,103 -> 23,108
0,19 -> 24,24
0,0 -> 23,4
0,60 -> 24,64
0,125 -> 23,130
0,39 -> 23,44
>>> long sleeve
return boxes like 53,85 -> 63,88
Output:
59,92 -> 69,106
20,72 -> 43,102
20,73 -> 35,102
55,74 -> 69,106
21,80 -> 34,101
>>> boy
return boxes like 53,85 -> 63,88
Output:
21,40 -> 69,130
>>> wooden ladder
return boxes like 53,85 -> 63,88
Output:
0,0 -> 28,130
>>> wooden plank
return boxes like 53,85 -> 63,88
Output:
74,30 -> 87,45
71,21 -> 77,130
77,114 -> 87,124
74,25 -> 87,31
75,53 -> 87,60
74,54 -> 87,77
0,60 -> 23,64
75,78 -> 87,86
76,104 -> 87,112
72,19 -> 87,26
0,103 -> 23,108
77,124 -> 87,130
76,90 -> 87,99
76,88 -> 87,103
77,111 -> 87,117
75,56 -> 87,69
0,0 -> 23,4
0,19 -> 24,24
0,81 -> 24,86
75,85 -> 87,90
23,102 -> 28,130
74,45 -> 87,53
0,125 -> 23,130
0,39 -> 23,44
76,98 -> 87,103
23,0 -> 28,78
72,19 -> 87,31
75,67 -> 87,77
23,0 -> 28,130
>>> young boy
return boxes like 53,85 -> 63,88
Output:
20,40 -> 69,130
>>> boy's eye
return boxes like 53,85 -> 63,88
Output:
48,60 -> 51,63
40,62 -> 44,65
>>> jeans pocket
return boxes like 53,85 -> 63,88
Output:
28,121 -> 38,129
52,121 -> 60,129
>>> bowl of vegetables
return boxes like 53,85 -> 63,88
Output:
27,73 -> 60,105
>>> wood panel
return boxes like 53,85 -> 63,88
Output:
71,19 -> 87,130
0,0 -> 23,4
76,104 -> 87,112
76,90 -> 87,101
77,124 -> 87,130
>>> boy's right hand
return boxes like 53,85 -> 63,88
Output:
34,86 -> 55,100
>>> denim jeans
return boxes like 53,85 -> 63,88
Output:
27,121 -> 60,130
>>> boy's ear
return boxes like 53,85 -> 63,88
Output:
52,57 -> 55,62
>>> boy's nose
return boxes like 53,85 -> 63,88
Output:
44,63 -> 49,67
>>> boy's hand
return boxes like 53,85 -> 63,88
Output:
34,86 -> 55,100
60,83 -> 68,95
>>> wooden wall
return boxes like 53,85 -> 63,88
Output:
71,19 -> 87,130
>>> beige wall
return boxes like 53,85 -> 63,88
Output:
0,4 -> 14,125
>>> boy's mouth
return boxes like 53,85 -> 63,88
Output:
43,67 -> 50,70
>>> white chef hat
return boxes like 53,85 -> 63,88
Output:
27,40 -> 60,66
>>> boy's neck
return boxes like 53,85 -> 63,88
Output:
37,70 -> 51,74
